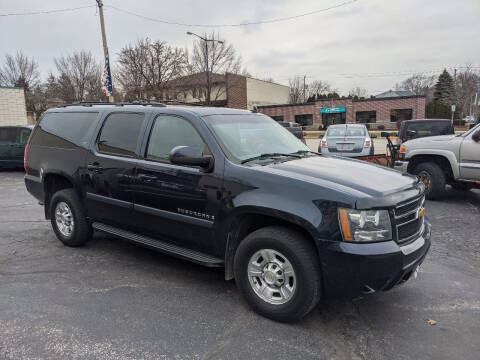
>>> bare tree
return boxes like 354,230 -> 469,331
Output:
54,50 -> 104,102
348,86 -> 369,99
395,73 -> 436,102
0,51 -> 41,111
454,65 -> 480,119
289,76 -> 304,104
0,51 -> 40,90
116,38 -> 188,101
307,80 -> 332,100
188,32 -> 243,105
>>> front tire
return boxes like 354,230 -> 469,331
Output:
50,189 -> 92,247
234,226 -> 321,322
413,162 -> 446,200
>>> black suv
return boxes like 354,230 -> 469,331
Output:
25,103 -> 431,321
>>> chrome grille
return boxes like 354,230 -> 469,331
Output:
394,195 -> 425,244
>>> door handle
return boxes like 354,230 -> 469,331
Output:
87,163 -> 104,172
137,174 -> 157,182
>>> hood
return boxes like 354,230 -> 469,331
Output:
253,155 -> 419,200
405,134 -> 456,145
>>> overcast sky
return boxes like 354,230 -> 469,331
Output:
1,0 -> 479,95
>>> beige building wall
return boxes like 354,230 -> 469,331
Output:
246,78 -> 290,110
176,85 -> 227,103
0,87 -> 28,126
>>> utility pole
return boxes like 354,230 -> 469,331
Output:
96,0 -> 113,102
187,32 -> 224,106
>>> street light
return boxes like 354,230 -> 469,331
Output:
187,32 -> 224,105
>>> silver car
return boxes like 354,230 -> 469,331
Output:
319,124 -> 374,157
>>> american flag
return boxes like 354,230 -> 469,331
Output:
101,54 -> 113,96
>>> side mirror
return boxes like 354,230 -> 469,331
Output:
472,130 -> 480,142
406,129 -> 417,138
169,146 -> 213,171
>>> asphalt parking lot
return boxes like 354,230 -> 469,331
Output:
1,170 -> 479,360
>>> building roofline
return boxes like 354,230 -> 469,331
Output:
354,95 -> 425,102
257,95 -> 426,109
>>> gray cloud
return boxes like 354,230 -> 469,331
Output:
1,0 -> 479,95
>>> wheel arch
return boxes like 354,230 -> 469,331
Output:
42,172 -> 78,219
223,208 -> 320,281
407,153 -> 456,182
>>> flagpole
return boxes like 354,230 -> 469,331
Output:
96,0 -> 114,102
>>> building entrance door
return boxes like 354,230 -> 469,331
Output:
322,112 -> 346,128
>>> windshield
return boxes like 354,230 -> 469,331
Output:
203,114 -> 309,162
461,123 -> 480,137
327,126 -> 365,137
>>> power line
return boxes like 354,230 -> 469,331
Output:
0,5 -> 96,17
106,0 -> 359,28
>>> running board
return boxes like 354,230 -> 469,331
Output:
92,222 -> 224,267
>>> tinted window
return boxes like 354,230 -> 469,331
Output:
40,112 -> 98,144
404,121 -> 454,139
356,111 -> 376,123
0,128 -> 17,143
294,114 -> 313,126
146,115 -> 206,162
98,113 -> 144,157
391,109 -> 412,122
19,128 -> 31,144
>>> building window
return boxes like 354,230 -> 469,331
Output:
356,111 -> 376,123
322,112 -> 346,128
294,114 -> 313,126
270,116 -> 284,122
391,109 -> 412,122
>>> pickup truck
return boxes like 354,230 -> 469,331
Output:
397,119 -> 454,145
277,121 -> 305,143
395,123 -> 480,199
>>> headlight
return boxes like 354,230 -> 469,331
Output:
338,208 -> 392,242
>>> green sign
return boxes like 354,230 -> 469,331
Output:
321,106 -> 346,114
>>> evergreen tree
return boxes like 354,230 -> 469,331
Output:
433,69 -> 455,104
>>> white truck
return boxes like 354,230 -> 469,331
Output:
394,123 -> 480,199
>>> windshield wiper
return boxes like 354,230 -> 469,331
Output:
241,153 -> 302,164
291,150 -> 320,156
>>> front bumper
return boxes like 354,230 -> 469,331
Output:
319,217 -> 431,298
394,160 -> 409,173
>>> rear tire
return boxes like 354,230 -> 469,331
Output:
50,189 -> 92,247
234,226 -> 321,322
413,162 -> 445,200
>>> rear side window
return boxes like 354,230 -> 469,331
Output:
39,112 -> 98,145
0,128 -> 18,143
19,128 -> 31,144
405,122 -> 454,139
98,113 -> 144,157
146,115 -> 206,162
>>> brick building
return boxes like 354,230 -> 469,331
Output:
0,86 -> 28,126
257,95 -> 426,129
168,72 -> 290,110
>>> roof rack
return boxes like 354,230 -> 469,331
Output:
57,100 -> 167,108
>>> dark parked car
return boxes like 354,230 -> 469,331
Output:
277,121 -> 305,143
24,103 -> 431,321
397,119 -> 454,145
0,125 -> 33,169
